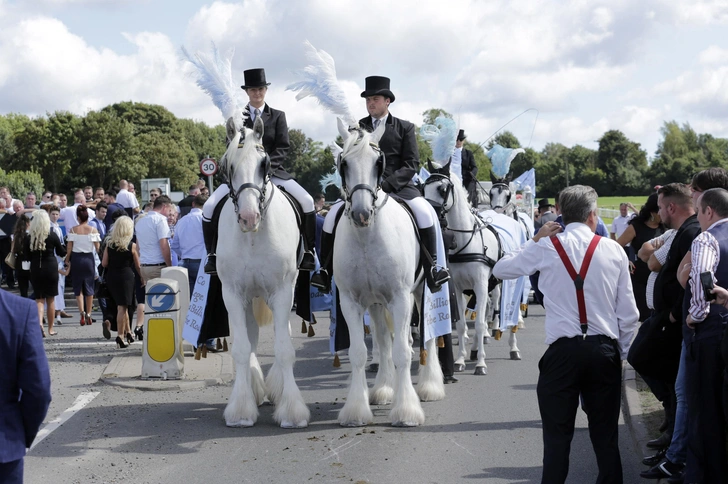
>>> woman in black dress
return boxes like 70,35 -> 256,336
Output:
102,216 -> 143,348
24,210 -> 66,336
617,193 -> 664,321
11,215 -> 31,298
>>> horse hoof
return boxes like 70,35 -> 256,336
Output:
226,418 -> 255,428
281,420 -> 308,429
473,366 -> 487,376
340,420 -> 368,427
392,420 -> 420,428
510,351 -> 521,360
454,363 -> 466,372
469,350 -> 478,361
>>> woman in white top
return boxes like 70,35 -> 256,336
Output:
64,205 -> 101,327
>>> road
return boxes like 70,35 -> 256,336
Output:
24,304 -> 645,484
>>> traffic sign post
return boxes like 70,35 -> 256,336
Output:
142,278 -> 184,379
200,157 -> 218,193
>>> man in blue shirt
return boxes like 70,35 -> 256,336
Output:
170,195 -> 207,295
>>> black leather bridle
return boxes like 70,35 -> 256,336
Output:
339,130 -> 388,220
227,139 -> 274,222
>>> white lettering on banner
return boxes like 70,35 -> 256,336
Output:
423,220 -> 451,343
183,260 -> 209,345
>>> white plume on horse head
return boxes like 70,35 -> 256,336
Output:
419,116 -> 457,164
286,41 -> 357,127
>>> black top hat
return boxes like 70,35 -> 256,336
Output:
360,76 -> 395,102
538,198 -> 552,209
241,68 -> 271,89
457,129 -> 467,141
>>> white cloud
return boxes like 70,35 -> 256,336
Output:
699,45 -> 728,64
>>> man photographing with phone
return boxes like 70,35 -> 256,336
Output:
684,187 -> 728,482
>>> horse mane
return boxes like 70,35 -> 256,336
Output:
341,127 -> 371,160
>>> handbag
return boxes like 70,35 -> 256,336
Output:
4,251 -> 15,269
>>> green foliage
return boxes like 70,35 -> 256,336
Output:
421,108 -> 453,125
0,167 -> 44,198
288,129 -> 336,197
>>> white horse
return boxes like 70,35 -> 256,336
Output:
216,116 -> 310,429
332,119 -> 443,427
423,165 -> 501,374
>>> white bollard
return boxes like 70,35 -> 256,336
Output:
142,278 -> 184,379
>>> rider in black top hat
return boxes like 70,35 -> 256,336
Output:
311,75 -> 451,293
202,68 -> 317,274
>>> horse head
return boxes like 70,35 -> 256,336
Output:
489,171 -> 512,214
423,161 -> 455,218
337,117 -> 386,228
225,115 -> 272,232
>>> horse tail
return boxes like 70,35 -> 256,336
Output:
253,297 -> 273,327
383,309 -> 394,334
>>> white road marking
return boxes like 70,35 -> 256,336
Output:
30,391 -> 100,451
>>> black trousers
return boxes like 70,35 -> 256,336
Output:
537,335 -> 623,484
438,333 -> 455,377
684,325 -> 727,484
0,458 -> 23,484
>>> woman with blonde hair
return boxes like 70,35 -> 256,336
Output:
24,210 -> 66,336
102,216 -> 143,348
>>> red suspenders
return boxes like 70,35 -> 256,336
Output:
550,234 -> 602,339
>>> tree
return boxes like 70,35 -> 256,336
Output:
77,110 -> 147,190
485,131 -> 521,150
287,128 -> 335,196
0,167 -> 44,199
421,108 -> 453,126
596,130 -> 649,195
43,111 -> 81,192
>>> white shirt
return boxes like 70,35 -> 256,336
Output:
59,203 -> 95,233
170,208 -> 206,260
493,223 -> 639,358
135,211 -> 171,265
370,115 -> 387,130
611,213 -> 635,239
646,229 -> 677,310
451,147 -> 463,179
248,104 -> 264,122
116,188 -> 139,210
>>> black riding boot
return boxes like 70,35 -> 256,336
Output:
300,211 -> 316,271
202,218 -> 217,275
420,225 -> 451,292
310,231 -> 333,292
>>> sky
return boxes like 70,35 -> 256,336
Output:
1,0 -> 727,162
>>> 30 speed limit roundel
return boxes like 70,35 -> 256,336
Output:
200,158 -> 218,176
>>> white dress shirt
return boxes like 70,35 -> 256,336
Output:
116,189 -> 139,210
493,223 -> 639,358
451,147 -> 463,179
135,211 -> 171,265
170,208 -> 206,260
59,203 -> 95,234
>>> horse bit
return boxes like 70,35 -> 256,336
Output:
227,140 -> 274,221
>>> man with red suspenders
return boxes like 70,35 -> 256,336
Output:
493,185 -> 639,484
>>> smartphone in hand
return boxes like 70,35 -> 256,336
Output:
700,271 -> 717,302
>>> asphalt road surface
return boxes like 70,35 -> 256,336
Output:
25,304 -> 644,484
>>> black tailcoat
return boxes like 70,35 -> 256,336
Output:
359,113 -> 420,200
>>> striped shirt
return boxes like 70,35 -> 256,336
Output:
688,218 -> 728,322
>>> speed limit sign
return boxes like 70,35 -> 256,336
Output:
200,158 -> 218,176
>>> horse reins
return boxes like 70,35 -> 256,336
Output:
227,140 -> 275,221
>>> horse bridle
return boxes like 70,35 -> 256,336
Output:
227,140 -> 274,221
424,173 -> 455,218
489,182 -> 512,211
338,132 -> 388,219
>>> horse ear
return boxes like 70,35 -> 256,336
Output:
505,173 -> 512,183
226,117 -> 238,143
337,118 -> 350,142
427,158 -> 435,173
253,115 -> 265,141
490,171 -> 499,184
442,160 -> 451,176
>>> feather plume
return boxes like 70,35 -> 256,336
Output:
487,144 -> 525,179
181,43 -> 244,126
419,116 -> 457,163
286,41 -> 357,126
320,170 -> 342,191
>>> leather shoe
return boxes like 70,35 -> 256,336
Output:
646,432 -> 671,449
642,448 -> 667,466
667,470 -> 685,484
639,459 -> 683,479
443,375 -> 459,384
